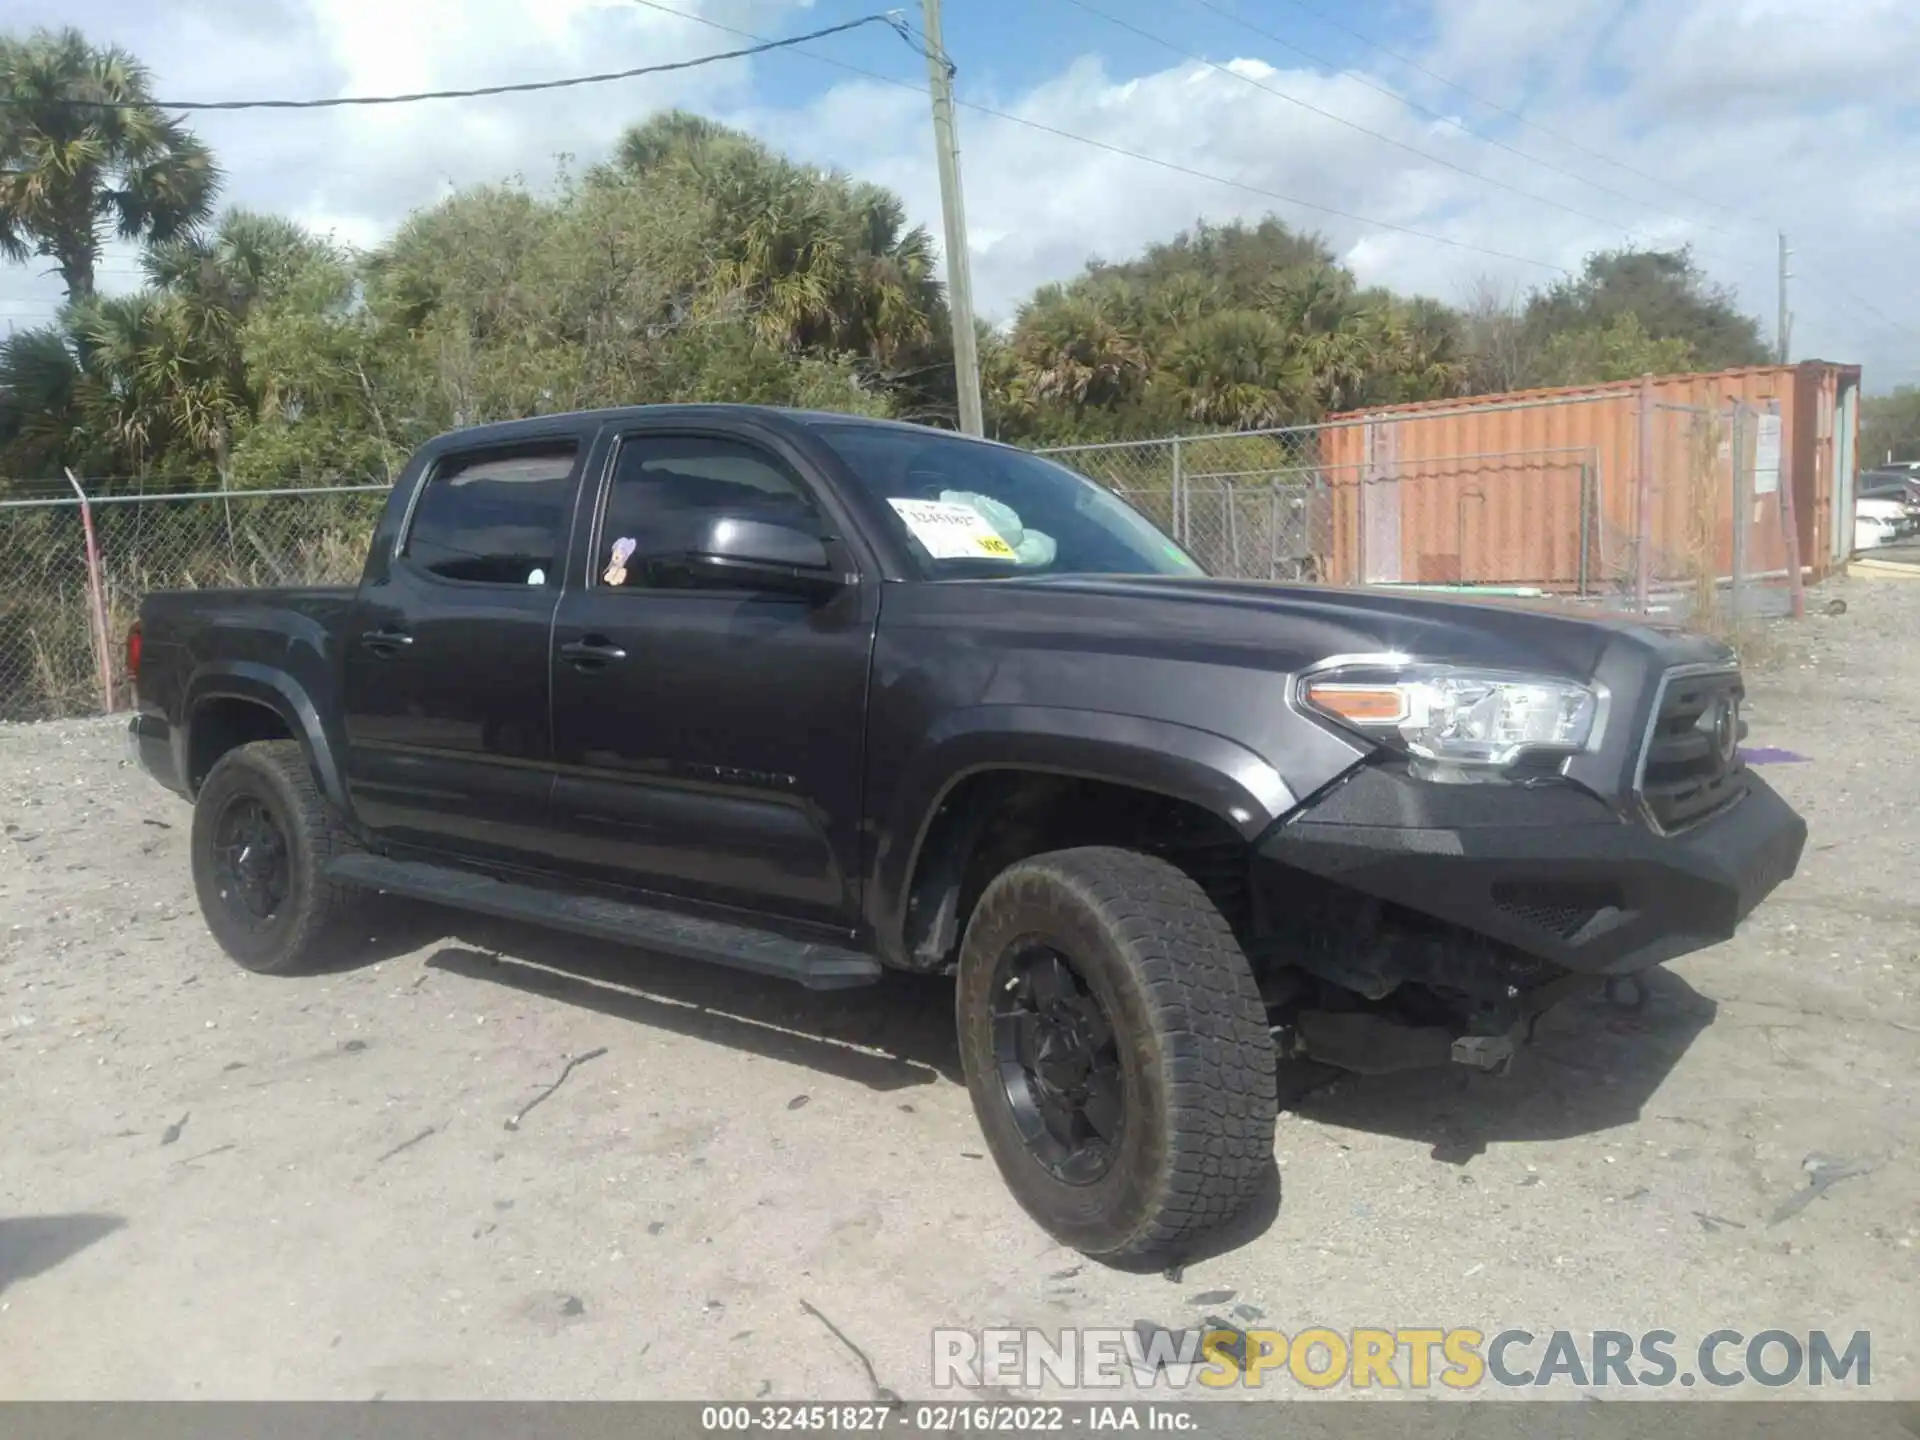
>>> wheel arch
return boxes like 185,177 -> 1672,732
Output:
181,663 -> 348,813
873,706 -> 1302,970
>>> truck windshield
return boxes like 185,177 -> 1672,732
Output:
809,423 -> 1207,580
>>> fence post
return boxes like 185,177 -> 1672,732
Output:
1577,456 -> 1592,598
1225,479 -> 1241,575
1171,436 -> 1186,545
63,467 -> 115,715
1267,481 -> 1280,581
1635,373 -> 1655,613
1729,404 -> 1749,623
1771,398 -> 1806,619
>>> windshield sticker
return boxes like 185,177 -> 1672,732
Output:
888,498 -> 1018,559
603,536 -> 636,586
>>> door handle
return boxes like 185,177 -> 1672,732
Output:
559,637 -> 627,669
359,627 -> 413,656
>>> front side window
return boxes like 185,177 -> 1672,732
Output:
807,423 -> 1206,581
403,442 -> 578,586
594,434 -> 823,592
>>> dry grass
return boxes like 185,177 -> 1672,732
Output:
0,494 -> 382,722
1673,410 -> 1785,666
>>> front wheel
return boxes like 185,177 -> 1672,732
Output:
956,847 -> 1277,1265
190,740 -> 365,975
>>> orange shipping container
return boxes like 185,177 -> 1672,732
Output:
1315,362 -> 1862,596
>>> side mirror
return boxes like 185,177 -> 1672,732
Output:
684,514 -> 842,596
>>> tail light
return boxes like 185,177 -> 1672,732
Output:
126,623 -> 142,687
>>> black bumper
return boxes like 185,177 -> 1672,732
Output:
128,713 -> 187,797
1258,764 -> 1806,976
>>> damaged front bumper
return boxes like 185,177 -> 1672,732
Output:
1255,762 -> 1807,1074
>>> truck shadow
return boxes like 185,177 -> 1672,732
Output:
337,905 -> 1712,1164
0,1213 -> 125,1294
1288,967 -> 1718,1161
414,911 -> 964,1093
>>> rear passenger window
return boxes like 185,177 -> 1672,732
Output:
403,442 -> 578,585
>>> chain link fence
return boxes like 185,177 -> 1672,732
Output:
1038,431 -> 1600,591
0,393 -> 1815,722
1037,395 -> 1808,620
1623,399 -> 1803,623
0,483 -> 387,722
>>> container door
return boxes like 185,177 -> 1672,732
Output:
1833,380 -> 1859,564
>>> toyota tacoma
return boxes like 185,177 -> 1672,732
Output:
126,405 -> 1807,1264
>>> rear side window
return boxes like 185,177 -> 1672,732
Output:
403,442 -> 579,585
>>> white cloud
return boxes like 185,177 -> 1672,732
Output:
743,0 -> 1920,387
3,0 -> 808,322
4,0 -> 1917,391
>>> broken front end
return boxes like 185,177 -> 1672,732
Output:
1250,660 -> 1807,1076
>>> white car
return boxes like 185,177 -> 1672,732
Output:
1857,496 -> 1913,530
1856,510 -> 1900,551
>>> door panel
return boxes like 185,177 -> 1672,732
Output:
342,438 -> 583,865
546,430 -> 872,927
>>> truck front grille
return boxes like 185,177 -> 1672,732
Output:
1637,667 -> 1748,833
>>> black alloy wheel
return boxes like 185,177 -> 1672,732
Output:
990,942 -> 1126,1185
210,794 -> 292,930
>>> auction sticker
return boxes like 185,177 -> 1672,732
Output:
889,498 -> 1017,559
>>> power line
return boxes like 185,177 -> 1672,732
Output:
0,14 -> 909,112
627,0 -> 1571,274
1180,0 -> 1747,242
1248,0 -> 1771,232
1053,0 -> 1642,239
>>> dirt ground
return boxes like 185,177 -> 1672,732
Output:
2,577 -> 1916,1402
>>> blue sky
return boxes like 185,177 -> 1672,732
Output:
756,0 -> 1443,108
5,0 -> 1918,388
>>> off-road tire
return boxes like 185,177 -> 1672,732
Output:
956,846 -> 1277,1264
190,740 -> 363,975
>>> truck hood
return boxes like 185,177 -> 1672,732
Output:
981,573 -> 1731,681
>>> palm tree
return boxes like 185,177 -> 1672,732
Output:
1153,311 -> 1314,430
608,118 -> 946,405
1008,285 -> 1148,417
610,109 -> 754,178
0,323 -> 88,479
144,208 -> 333,312
0,27 -> 221,302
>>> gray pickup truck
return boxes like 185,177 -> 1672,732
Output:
126,404 -> 1807,1264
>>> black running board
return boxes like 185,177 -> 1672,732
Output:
325,853 -> 882,991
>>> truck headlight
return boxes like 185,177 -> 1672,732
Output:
1299,663 -> 1602,769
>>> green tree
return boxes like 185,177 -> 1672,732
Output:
1861,387 -> 1920,467
605,112 -> 945,406
1534,311 -> 1698,387
1523,247 -> 1769,374
1004,283 -> 1149,421
1151,310 -> 1314,430
989,218 -> 1462,440
0,27 -> 221,301
228,252 -> 407,488
0,323 -> 93,480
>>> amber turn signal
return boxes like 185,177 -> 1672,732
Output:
1302,682 -> 1407,725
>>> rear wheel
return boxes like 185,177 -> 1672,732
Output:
190,740 -> 364,975
956,847 -> 1277,1264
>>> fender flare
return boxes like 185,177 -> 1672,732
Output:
179,661 -> 350,813
869,705 -> 1302,962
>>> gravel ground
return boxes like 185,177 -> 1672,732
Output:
2,577 -> 1916,1402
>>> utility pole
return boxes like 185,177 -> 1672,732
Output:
922,0 -> 984,436
1776,231 -> 1793,366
